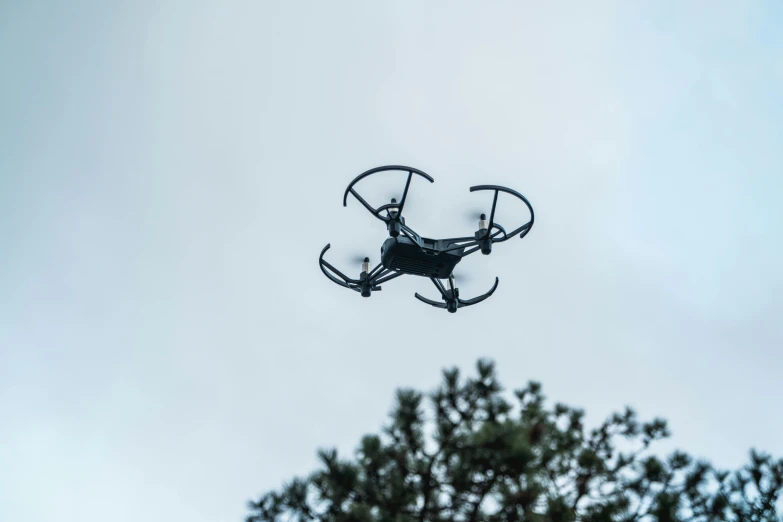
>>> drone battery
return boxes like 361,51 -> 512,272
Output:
380,236 -> 463,279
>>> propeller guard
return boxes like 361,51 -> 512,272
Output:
414,277 -> 499,313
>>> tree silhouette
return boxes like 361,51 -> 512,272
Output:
248,359 -> 782,522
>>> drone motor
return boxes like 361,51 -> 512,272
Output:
475,213 -> 492,255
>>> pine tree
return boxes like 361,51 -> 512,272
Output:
248,359 -> 782,522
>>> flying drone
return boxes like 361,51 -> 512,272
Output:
318,165 -> 534,313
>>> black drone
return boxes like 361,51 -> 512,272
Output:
319,165 -> 534,313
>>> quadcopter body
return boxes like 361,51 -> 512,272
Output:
319,165 -> 534,312
380,236 -> 463,279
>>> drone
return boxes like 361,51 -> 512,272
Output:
318,165 -> 534,313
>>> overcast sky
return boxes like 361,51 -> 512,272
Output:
1,2 -> 782,521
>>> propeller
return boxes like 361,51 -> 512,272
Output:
344,255 -> 372,274
451,272 -> 473,284
438,272 -> 473,287
341,252 -> 373,273
464,210 -> 485,225
348,254 -> 370,265
386,194 -> 405,212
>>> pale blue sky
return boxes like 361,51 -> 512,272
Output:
1,2 -> 782,521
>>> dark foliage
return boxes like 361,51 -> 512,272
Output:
248,359 -> 782,522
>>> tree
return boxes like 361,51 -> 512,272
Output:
247,359 -> 782,522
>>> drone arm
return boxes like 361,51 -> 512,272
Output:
400,224 -> 422,244
373,269 -> 405,285
440,235 -> 479,243
458,224 -> 509,256
443,223 -> 507,257
459,277 -> 499,306
461,245 -> 481,257
441,239 -> 480,254
367,262 -> 385,281
434,222 -> 508,260
431,277 -> 448,298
